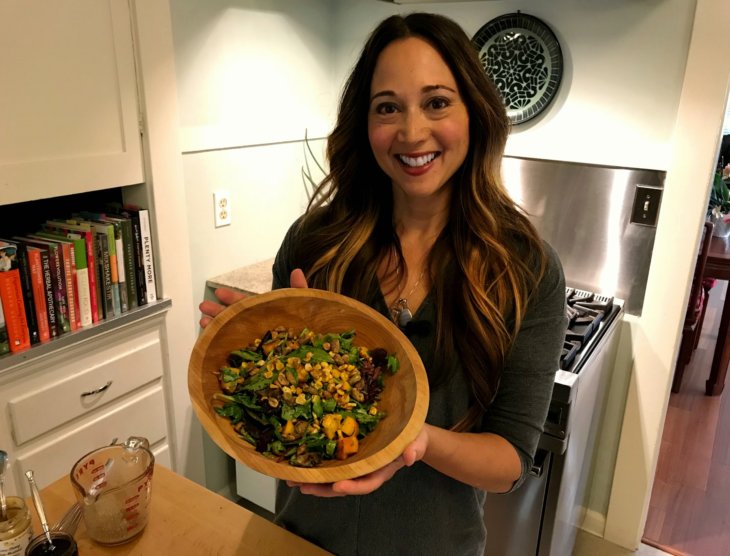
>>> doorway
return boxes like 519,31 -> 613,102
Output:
642,106 -> 730,556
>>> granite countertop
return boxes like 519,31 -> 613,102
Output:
207,258 -> 275,296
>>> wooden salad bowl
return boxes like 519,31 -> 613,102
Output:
188,288 -> 430,483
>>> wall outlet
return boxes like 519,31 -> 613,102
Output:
214,190 -> 231,227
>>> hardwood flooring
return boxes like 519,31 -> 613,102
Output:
643,282 -> 730,556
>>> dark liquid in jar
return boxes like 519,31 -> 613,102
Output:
27,538 -> 78,556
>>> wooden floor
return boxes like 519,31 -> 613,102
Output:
643,282 -> 730,556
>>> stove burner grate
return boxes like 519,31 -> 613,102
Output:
560,289 -> 616,371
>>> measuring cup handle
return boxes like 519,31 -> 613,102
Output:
125,436 -> 150,451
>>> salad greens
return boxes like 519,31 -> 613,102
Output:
214,326 -> 398,467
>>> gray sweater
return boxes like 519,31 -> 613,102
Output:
270,223 -> 567,556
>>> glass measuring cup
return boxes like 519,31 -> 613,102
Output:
69,437 -> 154,545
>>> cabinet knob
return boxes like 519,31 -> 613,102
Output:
80,380 -> 113,398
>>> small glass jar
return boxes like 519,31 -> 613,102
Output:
25,531 -> 77,556
0,496 -> 33,556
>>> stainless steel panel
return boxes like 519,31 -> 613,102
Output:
538,313 -> 622,556
502,156 -> 665,315
483,450 -> 552,556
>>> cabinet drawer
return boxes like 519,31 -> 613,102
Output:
8,332 -> 163,445
14,386 -> 167,491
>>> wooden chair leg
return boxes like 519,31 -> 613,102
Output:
694,286 -> 712,351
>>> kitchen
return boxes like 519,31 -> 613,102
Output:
176,0 -> 729,551
0,0 -> 728,554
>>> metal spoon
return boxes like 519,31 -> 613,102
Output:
25,470 -> 55,551
0,450 -> 7,521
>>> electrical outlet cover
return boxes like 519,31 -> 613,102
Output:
214,191 -> 231,227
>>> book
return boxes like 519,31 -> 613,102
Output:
137,209 -> 157,303
102,214 -> 137,309
44,220 -> 100,323
89,221 -> 121,316
16,237 -> 71,335
0,239 -> 40,345
127,211 -> 147,306
115,205 -> 156,304
32,231 -> 92,328
103,218 -> 128,312
73,212 -> 127,314
96,231 -> 114,319
102,203 -> 138,309
27,234 -> 80,331
0,244 -> 31,353
25,245 -> 51,342
27,245 -> 58,339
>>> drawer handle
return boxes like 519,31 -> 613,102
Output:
81,380 -> 113,398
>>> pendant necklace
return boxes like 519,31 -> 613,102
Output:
390,269 -> 426,328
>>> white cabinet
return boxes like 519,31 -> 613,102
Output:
0,312 -> 172,496
0,0 -> 204,488
0,0 -> 144,204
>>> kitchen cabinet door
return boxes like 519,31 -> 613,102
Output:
0,0 -> 144,206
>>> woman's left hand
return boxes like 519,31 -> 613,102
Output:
287,425 -> 430,497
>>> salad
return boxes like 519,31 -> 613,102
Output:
214,326 -> 399,467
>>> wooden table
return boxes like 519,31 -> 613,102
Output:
703,234 -> 730,395
28,465 -> 330,555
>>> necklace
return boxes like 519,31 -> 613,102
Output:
390,269 -> 426,327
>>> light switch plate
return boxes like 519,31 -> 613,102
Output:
214,190 -> 231,227
630,184 -> 662,227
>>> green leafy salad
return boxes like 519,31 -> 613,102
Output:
214,326 -> 399,467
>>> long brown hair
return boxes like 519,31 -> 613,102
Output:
293,13 -> 546,430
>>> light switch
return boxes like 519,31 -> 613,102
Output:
630,185 -> 662,226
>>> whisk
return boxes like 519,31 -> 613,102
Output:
52,502 -> 82,536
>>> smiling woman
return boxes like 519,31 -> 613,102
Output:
199,12 -> 567,556
367,38 -> 470,205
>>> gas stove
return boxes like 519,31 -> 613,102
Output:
560,288 -> 621,374
541,288 -> 623,451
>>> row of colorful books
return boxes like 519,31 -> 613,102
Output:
0,204 -> 157,356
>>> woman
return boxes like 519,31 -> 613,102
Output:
200,12 -> 567,555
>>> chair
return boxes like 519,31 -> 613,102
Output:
672,221 -> 714,393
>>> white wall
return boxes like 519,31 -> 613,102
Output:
168,0 -> 730,547
171,0 -> 337,151
605,0 -> 730,548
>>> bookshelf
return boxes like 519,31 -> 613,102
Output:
0,0 -> 203,495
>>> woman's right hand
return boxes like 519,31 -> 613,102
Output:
199,287 -> 246,328
198,268 -> 309,328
